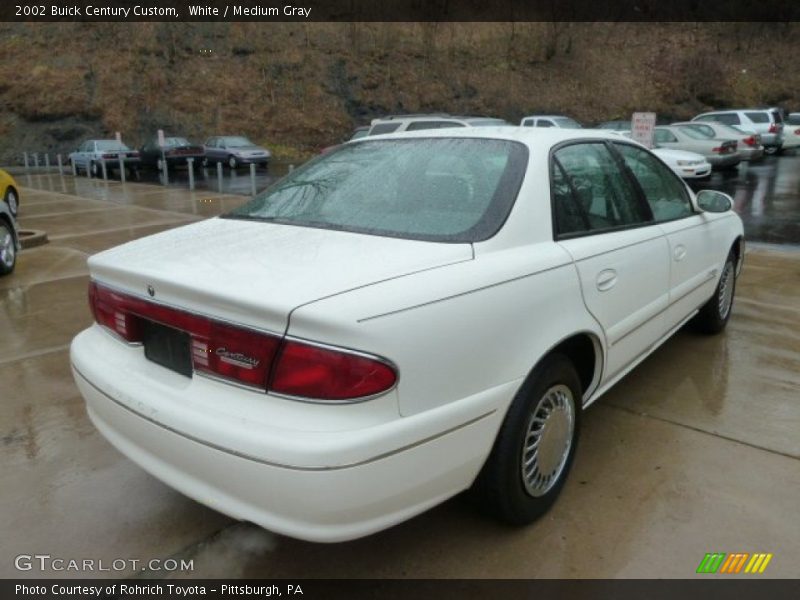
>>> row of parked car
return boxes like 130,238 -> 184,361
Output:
68,135 -> 272,177
344,108 -> 800,181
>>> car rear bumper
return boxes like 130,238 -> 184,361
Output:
708,154 -> 741,169
677,163 -> 712,179
70,326 -> 507,542
740,147 -> 764,161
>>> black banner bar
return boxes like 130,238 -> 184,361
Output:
4,579 -> 800,600
2,0 -> 800,22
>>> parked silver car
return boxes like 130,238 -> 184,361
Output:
68,140 -> 141,176
692,109 -> 784,154
653,126 -> 740,169
203,136 -> 271,170
672,122 -> 764,161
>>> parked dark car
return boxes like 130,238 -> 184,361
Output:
139,136 -> 205,171
203,136 -> 271,170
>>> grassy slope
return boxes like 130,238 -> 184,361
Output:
0,22 -> 797,163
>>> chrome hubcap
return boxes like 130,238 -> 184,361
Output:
0,227 -> 14,267
7,191 -> 17,213
521,384 -> 575,497
718,261 -> 735,319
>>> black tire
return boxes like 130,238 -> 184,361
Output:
692,251 -> 737,334
5,187 -> 19,217
763,146 -> 779,156
0,219 -> 17,276
473,353 -> 582,525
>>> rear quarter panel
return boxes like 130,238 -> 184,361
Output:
287,242 -> 605,418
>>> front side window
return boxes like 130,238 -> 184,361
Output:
536,120 -> 554,128
225,138 -> 528,243
551,142 -> 650,237
614,143 -> 693,222
713,113 -> 740,126
654,129 -> 678,144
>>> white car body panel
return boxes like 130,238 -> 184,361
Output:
71,127 -> 744,542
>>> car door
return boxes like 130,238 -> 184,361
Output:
552,141 -> 670,382
75,142 -> 90,168
613,142 -> 720,330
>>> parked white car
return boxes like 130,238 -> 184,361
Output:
781,113 -> 800,151
71,128 -> 744,542
651,147 -> 712,179
521,115 -> 583,128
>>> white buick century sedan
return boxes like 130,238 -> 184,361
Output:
71,128 -> 744,542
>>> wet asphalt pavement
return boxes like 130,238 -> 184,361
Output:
0,168 -> 798,578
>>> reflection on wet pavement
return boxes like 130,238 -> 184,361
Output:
0,172 -> 798,578
689,152 -> 800,244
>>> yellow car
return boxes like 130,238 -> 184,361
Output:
0,168 -> 19,217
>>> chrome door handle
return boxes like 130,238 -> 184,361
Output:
673,245 -> 687,261
596,269 -> 618,291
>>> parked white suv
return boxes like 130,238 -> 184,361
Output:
692,109 -> 784,154
367,114 -> 509,135
72,128 -> 744,542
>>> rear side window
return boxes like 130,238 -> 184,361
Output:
710,113 -> 740,126
787,114 -> 800,126
551,142 -> 650,237
405,121 -> 467,131
521,119 -> 534,127
745,112 -> 769,124
614,144 -> 693,222
369,123 -> 402,135
536,120 -> 554,128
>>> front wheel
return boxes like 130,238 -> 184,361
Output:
692,251 -> 737,334
5,188 -> 18,217
0,220 -> 16,276
473,353 -> 581,524
228,155 -> 238,170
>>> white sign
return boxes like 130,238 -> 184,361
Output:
631,112 -> 656,149
157,129 -> 165,147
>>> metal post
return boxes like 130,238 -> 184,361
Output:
71,158 -> 77,176
57,154 -> 63,174
33,153 -> 39,168
118,154 -> 126,183
187,158 -> 195,190
44,154 -> 50,170
162,156 -> 169,185
23,152 -> 29,170
101,159 -> 108,180
250,163 -> 257,196
217,162 -> 223,192
86,161 -> 92,178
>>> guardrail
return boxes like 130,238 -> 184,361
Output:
16,151 -> 291,197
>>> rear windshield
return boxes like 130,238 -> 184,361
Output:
224,138 -> 528,243
679,127 -> 712,140
552,117 -> 583,129
96,141 -> 130,151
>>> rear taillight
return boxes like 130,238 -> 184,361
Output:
768,123 -> 779,134
88,282 -> 396,399
743,136 -> 756,147
102,153 -> 116,159
270,340 -> 397,401
794,129 -> 800,135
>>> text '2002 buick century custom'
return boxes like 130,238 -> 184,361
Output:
71,128 -> 744,542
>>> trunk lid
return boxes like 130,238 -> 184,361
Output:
88,218 -> 473,334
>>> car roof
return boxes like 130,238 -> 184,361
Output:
354,126 -> 634,148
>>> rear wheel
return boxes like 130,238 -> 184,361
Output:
0,220 -> 16,276
473,353 -> 581,524
228,155 -> 238,170
693,251 -> 737,334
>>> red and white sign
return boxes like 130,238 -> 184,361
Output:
631,112 -> 656,149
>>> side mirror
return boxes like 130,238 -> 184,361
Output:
696,190 -> 733,213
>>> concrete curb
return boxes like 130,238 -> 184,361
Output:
19,229 -> 48,249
